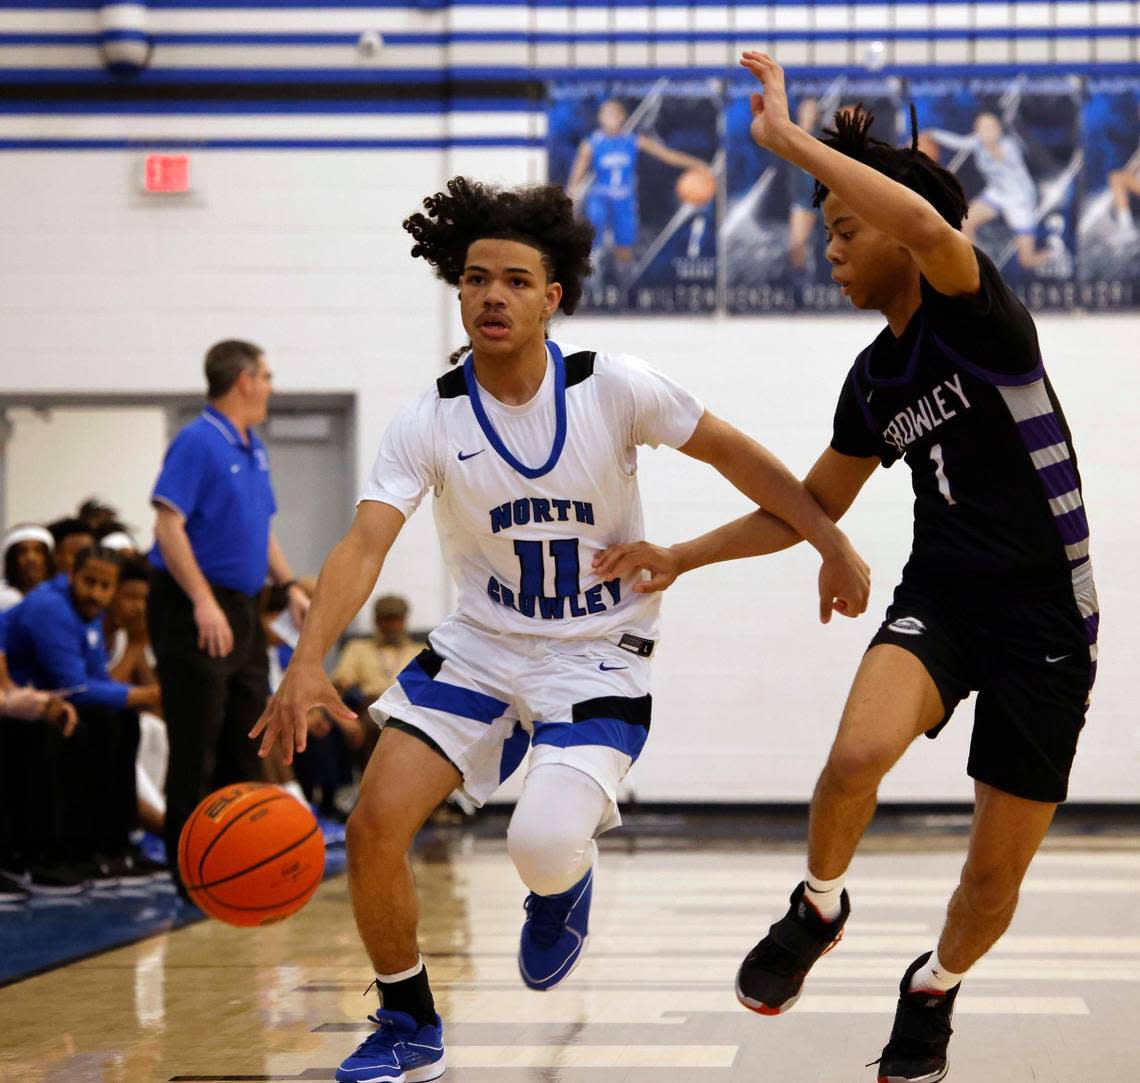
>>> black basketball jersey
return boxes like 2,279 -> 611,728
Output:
831,248 -> 1091,592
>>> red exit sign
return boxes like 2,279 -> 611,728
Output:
142,154 -> 191,193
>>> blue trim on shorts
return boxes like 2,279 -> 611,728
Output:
531,717 -> 648,760
397,658 -> 509,724
499,721 -> 531,783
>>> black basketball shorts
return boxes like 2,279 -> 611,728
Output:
867,570 -> 1099,804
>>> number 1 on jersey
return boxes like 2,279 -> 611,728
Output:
930,443 -> 956,506
513,539 -> 581,597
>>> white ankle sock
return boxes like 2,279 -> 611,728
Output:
803,869 -> 845,922
909,950 -> 965,994
378,955 -> 423,984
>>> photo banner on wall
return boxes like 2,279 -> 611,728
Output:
546,72 -> 1139,314
547,77 -> 722,314
1079,76 -> 1140,310
723,74 -> 902,313
912,75 -> 1083,310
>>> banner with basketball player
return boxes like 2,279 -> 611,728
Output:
910,75 -> 1083,310
722,73 -> 904,313
1078,77 -> 1140,310
547,77 -> 722,314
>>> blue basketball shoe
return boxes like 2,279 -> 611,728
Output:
518,865 -> 593,991
335,1009 -> 445,1083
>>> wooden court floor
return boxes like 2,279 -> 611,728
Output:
3,831 -> 1137,1082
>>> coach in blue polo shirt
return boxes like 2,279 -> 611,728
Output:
148,339 -> 309,894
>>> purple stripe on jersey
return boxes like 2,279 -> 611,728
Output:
1069,556 -> 1091,570
1084,611 -> 1100,644
1089,660 -> 1098,689
1054,506 -> 1090,545
1037,459 -> 1080,499
1017,412 -> 1066,452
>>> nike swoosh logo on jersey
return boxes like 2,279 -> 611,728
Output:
457,449 -> 484,461
599,662 -> 628,672
1045,654 -> 1071,664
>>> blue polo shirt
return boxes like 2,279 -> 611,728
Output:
148,406 -> 277,596
4,579 -> 130,709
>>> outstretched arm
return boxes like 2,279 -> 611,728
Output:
566,139 -> 594,200
249,500 -> 406,763
925,128 -> 975,152
638,135 -> 709,172
594,447 -> 877,613
603,417 -> 872,622
741,51 -> 979,297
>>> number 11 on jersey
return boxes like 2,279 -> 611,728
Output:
930,443 -> 956,506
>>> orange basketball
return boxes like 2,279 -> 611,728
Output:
676,167 -> 716,206
177,782 -> 325,927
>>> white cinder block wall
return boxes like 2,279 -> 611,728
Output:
1,146 -> 1133,800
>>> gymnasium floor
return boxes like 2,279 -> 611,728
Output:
2,812 -> 1136,1083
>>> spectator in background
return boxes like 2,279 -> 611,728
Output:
147,338 -> 309,897
0,524 -> 54,611
48,517 -> 95,578
332,594 -> 420,715
0,610 -> 78,901
105,556 -> 166,837
78,498 -> 119,535
4,546 -> 163,888
96,523 -> 140,557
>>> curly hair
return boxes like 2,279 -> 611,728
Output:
404,177 -> 594,362
812,105 -> 969,230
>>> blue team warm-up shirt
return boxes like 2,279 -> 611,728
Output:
148,406 -> 277,596
4,578 -> 131,709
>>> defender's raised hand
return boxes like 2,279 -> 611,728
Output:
739,51 -> 794,152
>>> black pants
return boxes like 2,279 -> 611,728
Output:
0,705 -> 139,864
148,570 -> 268,884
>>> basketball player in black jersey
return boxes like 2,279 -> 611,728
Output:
594,53 -> 1099,1082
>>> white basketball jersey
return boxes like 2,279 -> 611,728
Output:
360,341 -> 704,641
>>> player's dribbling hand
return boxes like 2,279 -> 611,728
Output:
249,662 -> 357,765
817,539 -> 871,624
592,541 -> 682,594
739,51 -> 793,152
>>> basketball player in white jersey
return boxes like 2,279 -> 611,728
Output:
250,177 -> 870,1083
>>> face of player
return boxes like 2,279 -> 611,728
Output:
598,100 -> 627,136
110,578 -> 149,636
974,113 -> 1003,148
9,540 -> 50,592
822,194 -> 915,313
55,532 -> 95,575
459,239 -> 562,359
71,557 -> 120,621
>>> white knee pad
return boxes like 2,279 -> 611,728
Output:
507,764 -> 611,896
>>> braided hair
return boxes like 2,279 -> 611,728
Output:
404,177 -> 594,363
812,105 -> 969,230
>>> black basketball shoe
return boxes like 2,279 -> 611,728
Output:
873,952 -> 959,1082
735,880 -> 850,1015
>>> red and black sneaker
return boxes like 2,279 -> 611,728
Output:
735,880 -> 850,1015
872,952 -> 959,1082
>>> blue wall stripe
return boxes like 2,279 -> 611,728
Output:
2,27 -> 1135,46
0,137 -> 545,149
1,63 -> 1135,85
0,98 -> 541,114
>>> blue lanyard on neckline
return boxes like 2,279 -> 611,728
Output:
463,341 -> 568,480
